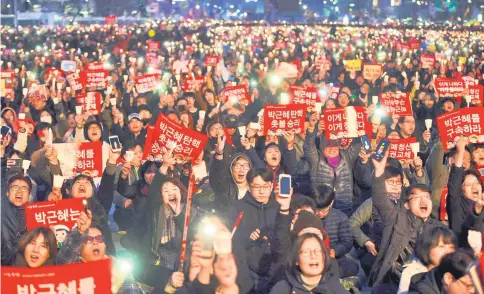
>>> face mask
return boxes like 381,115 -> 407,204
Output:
142,118 -> 150,125
327,156 -> 340,169
40,116 -> 52,124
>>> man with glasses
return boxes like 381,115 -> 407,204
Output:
369,149 -> 444,293
227,168 -> 282,292
397,115 -> 431,152
1,175 -> 32,265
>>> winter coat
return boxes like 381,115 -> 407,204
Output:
321,208 -> 353,258
408,268 -> 442,294
1,201 -> 27,265
447,165 -> 476,246
369,174 -> 445,287
303,128 -> 361,214
269,270 -> 349,294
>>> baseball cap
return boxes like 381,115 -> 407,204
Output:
128,113 -> 141,121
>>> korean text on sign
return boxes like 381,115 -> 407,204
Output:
436,107 -> 484,151
434,78 -> 465,99
388,137 -> 417,160
221,85 -> 251,104
134,74 -> 160,94
468,85 -> 484,106
289,86 -> 319,109
144,114 -> 209,161
25,198 -> 85,230
379,91 -> 413,116
323,106 -> 370,140
263,104 -> 307,136
1,258 -> 112,294
81,70 -> 108,89
75,92 -> 101,115
66,72 -> 84,91
74,142 -> 103,177
183,76 -> 206,92
362,64 -> 383,81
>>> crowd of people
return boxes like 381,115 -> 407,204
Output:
1,20 -> 484,294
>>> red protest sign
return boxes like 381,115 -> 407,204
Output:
146,52 -> 161,67
221,85 -> 251,104
25,198 -> 84,230
66,72 -> 84,91
469,85 -> 484,106
105,15 -> 117,25
409,40 -> 421,50
263,104 -> 306,136
75,92 -> 102,115
204,55 -> 219,66
440,187 -> 448,221
173,60 -> 190,73
436,107 -> 484,151
1,259 -> 112,294
289,86 -> 319,110
362,63 -> 383,81
0,71 -> 14,99
420,54 -> 436,69
147,40 -> 161,51
74,142 -> 104,177
183,76 -> 206,92
27,85 -> 47,102
329,86 -> 340,100
323,106 -> 370,140
434,78 -> 465,100
85,62 -> 107,71
134,74 -> 160,94
388,137 -> 417,160
379,91 -> 413,116
45,67 -> 65,79
463,76 -> 476,88
81,70 -> 108,89
144,114 -> 209,161
276,62 -> 298,78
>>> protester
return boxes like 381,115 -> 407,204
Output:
15,226 -> 57,268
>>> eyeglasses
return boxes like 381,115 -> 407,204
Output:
10,185 -> 29,192
462,181 -> 481,188
299,249 -> 323,258
233,164 -> 250,171
83,235 -> 104,244
455,277 -> 474,292
251,184 -> 272,192
385,179 -> 403,186
409,194 -> 431,201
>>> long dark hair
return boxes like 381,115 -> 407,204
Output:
17,227 -> 57,267
287,233 -> 330,278
161,177 -> 188,203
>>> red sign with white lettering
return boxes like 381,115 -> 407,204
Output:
220,85 -> 251,104
436,107 -> 484,151
263,104 -> 306,136
379,92 -> 413,116
75,92 -> 102,115
25,198 -> 84,230
388,137 -> 417,160
434,78 -> 465,101
289,86 -> 319,110
323,106 -> 371,140
1,259 -> 112,294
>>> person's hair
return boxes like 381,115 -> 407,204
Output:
312,184 -> 335,210
287,233 -> 330,277
472,143 -> 484,152
290,194 -> 316,212
383,165 -> 404,183
8,174 -> 32,193
71,174 -> 95,193
448,145 -> 472,159
415,227 -> 457,267
17,227 -> 57,265
461,170 -> 483,188
139,160 -> 161,183
407,183 -> 431,197
247,168 -> 274,184
161,177 -> 188,201
435,249 -> 475,282
121,140 -> 144,157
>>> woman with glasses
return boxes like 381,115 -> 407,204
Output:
447,136 -> 482,247
15,227 -> 57,268
269,233 -> 349,294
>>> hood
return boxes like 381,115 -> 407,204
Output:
1,107 -> 19,132
229,153 -> 252,182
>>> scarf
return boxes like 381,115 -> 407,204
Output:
159,205 -> 177,245
388,192 -> 401,202
327,156 -> 340,169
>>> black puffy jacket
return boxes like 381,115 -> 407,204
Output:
1,200 -> 27,265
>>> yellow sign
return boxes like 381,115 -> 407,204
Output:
458,57 -> 467,66
344,59 -> 362,72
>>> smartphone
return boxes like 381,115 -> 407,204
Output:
108,136 -> 122,152
8,159 -> 22,169
360,135 -> 372,154
373,139 -> 390,162
1,126 -> 11,138
279,174 -> 292,198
